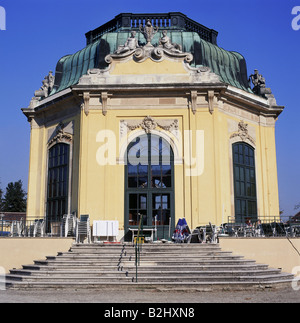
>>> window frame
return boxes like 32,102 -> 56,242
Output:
232,142 -> 258,223
46,142 -> 72,229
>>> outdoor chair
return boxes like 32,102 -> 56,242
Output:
10,220 -> 22,237
62,213 -> 77,237
33,219 -> 45,237
76,214 -> 91,243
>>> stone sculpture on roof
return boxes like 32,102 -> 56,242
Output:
249,69 -> 277,106
139,19 -> 159,47
158,30 -> 182,53
34,71 -> 54,99
29,71 -> 55,107
115,31 -> 139,54
107,20 -> 193,64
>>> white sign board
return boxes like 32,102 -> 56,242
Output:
93,220 -> 119,237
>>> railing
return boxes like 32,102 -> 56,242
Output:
223,216 -> 300,238
85,12 -> 218,45
134,214 -> 144,283
0,215 -> 77,238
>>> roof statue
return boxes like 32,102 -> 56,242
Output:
29,71 -> 55,107
115,31 -> 139,54
34,71 -> 54,98
158,30 -> 182,53
249,69 -> 277,106
249,69 -> 266,95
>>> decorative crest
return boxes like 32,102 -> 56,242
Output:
230,120 -> 255,145
48,122 -> 72,146
105,29 -> 193,64
120,116 -> 179,136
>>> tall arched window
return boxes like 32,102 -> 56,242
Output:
233,142 -> 257,223
46,143 -> 70,230
125,134 -> 175,240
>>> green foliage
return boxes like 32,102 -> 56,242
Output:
3,180 -> 27,212
0,185 -> 3,212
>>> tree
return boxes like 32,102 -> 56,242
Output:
0,185 -> 3,212
3,180 -> 27,212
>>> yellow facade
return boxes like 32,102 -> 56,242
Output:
24,54 -> 282,238
22,18 -> 284,241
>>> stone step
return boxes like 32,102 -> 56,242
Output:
68,249 -> 224,255
32,260 -> 257,269
22,263 -> 269,272
72,243 -> 221,248
9,268 -> 282,277
6,272 -> 293,283
5,279 -> 294,291
47,254 -> 243,261
5,243 -> 294,291
70,244 -> 221,254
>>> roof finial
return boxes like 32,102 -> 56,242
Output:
139,19 -> 158,47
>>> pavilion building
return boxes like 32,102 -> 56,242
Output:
22,13 -> 284,240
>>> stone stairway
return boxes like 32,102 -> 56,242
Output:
5,243 -> 294,291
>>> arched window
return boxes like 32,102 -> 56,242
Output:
125,134 -> 175,240
46,143 -> 70,230
233,142 -> 257,223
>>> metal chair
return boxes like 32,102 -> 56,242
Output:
33,219 -> 45,237
62,214 -> 77,237
10,221 -> 21,237
76,214 -> 91,243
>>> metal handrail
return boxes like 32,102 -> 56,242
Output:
134,214 -> 144,283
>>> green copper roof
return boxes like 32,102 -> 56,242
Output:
51,30 -> 251,95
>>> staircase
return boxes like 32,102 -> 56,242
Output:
5,243 -> 294,291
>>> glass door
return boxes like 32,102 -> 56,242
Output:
125,134 -> 174,241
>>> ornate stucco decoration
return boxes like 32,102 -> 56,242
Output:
105,26 -> 193,64
48,122 -> 72,147
230,120 -> 255,145
120,116 -> 179,138
78,22 -> 221,87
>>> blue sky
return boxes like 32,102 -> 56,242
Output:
0,0 -> 299,218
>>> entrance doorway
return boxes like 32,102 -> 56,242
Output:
124,134 -> 175,240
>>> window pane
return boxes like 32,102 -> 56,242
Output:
128,177 -> 137,188
139,194 -> 147,210
128,165 -> 137,176
162,176 -> 171,188
151,165 -> 161,176
162,165 -> 171,175
138,177 -> 147,188
129,194 -> 137,209
138,165 -> 148,176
